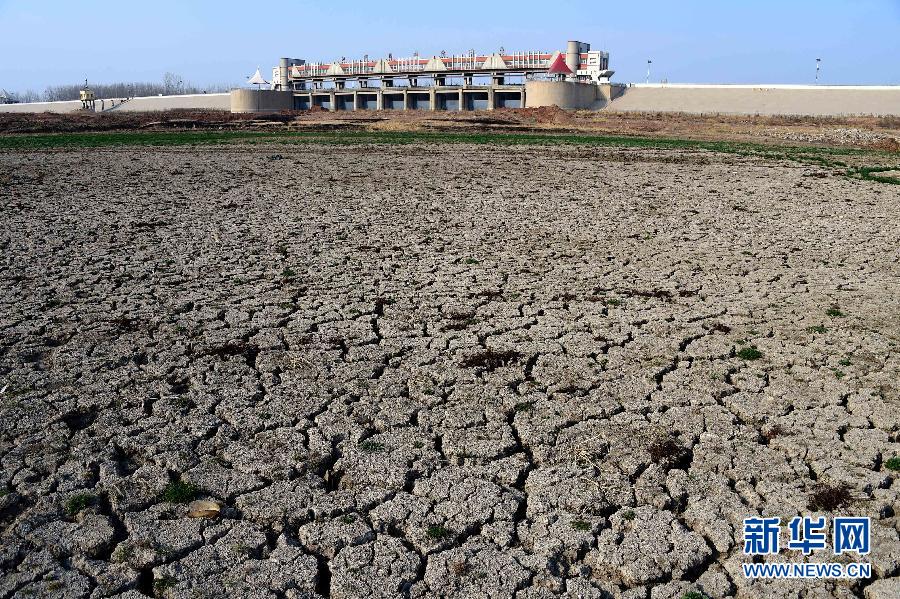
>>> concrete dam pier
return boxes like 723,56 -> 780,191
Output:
230,81 -> 619,113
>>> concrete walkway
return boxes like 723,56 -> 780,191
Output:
0,93 -> 230,114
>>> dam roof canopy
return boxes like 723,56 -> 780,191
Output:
247,68 -> 269,85
547,54 -> 573,75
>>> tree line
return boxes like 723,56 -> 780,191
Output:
4,73 -> 235,103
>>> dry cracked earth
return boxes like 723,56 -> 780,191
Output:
1,140 -> 900,599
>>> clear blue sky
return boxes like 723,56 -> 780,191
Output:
1,0 -> 898,92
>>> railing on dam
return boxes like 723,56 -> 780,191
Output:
293,51 -> 561,79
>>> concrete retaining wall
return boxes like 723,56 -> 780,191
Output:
0,93 -> 230,114
229,89 -> 293,113
606,84 -> 900,116
524,81 -> 604,110
4,83 -> 897,117
0,99 -> 84,113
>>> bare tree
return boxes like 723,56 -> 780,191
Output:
30,74 -> 236,102
3,89 -> 41,103
163,72 -> 184,95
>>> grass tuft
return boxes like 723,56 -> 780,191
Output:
808,482 -> 852,511
153,575 -> 177,594
647,436 -> 689,465
736,346 -> 763,360
359,440 -> 385,452
161,480 -> 198,504
460,350 -> 521,371
65,493 -> 95,516
762,424 -> 786,442
426,525 -> 452,540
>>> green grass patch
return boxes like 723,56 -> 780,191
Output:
885,457 -> 900,471
111,543 -> 135,564
571,520 -> 591,531
807,324 -> 827,334
826,306 -> 844,317
426,525 -> 452,540
0,128 -> 877,155
848,165 -> 900,185
65,493 -> 95,516
161,480 -> 198,503
359,440 -> 385,452
153,575 -> 177,594
736,346 -> 763,360
4,129 -> 896,187
46,580 -> 63,592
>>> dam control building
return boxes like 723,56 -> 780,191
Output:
230,40 -> 618,113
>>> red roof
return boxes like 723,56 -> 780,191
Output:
547,54 -> 573,75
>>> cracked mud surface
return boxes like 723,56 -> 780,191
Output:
1,140 -> 899,598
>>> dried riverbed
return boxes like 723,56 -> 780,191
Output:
1,140 -> 899,598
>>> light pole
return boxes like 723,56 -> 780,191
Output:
646,59 -> 652,84
815,58 -> 821,84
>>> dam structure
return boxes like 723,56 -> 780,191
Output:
230,40 -> 615,113
3,38 -> 898,117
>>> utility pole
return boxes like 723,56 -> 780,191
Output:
815,58 -> 821,84
646,59 -> 652,84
